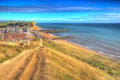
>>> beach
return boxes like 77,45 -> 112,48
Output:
37,25 -> 117,61
38,23 -> 120,60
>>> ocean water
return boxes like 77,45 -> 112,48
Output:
38,23 -> 120,60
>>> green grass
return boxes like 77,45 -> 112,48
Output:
0,21 -> 32,27
0,51 -> 20,63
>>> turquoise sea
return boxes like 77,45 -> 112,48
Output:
38,23 -> 120,60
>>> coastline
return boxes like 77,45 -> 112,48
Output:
65,40 -> 120,61
0,23 -> 120,80
37,25 -> 119,61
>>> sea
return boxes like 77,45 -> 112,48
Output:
38,23 -> 120,60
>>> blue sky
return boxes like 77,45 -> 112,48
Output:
0,0 -> 120,23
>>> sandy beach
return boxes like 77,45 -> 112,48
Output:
37,26 -> 115,61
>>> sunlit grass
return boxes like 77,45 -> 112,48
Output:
0,41 -> 39,63
43,39 -> 120,80
0,38 -> 120,80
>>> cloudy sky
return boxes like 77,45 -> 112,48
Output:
0,0 -> 120,23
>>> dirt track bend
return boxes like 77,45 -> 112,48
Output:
0,47 -> 48,80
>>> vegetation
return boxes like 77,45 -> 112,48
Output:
43,39 -> 120,80
0,41 -> 39,63
0,34 -> 120,80
0,21 -> 32,27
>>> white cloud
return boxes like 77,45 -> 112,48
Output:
57,7 -> 99,11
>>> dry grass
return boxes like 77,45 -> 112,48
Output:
0,40 -> 39,63
0,49 -> 34,80
43,39 -> 120,80
0,38 -> 120,80
43,47 -> 113,80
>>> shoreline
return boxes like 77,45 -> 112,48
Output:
37,26 -> 119,61
65,40 -> 120,61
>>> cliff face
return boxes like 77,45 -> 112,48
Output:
0,39 -> 120,80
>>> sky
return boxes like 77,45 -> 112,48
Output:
0,0 -> 120,23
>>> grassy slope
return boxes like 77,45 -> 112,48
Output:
43,39 -> 120,80
0,41 -> 39,63
0,39 -> 120,80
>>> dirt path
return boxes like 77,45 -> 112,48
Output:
17,48 -> 38,80
0,47 -> 48,80
0,49 -> 34,80
18,47 -> 48,80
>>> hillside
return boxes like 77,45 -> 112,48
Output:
0,39 -> 120,80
